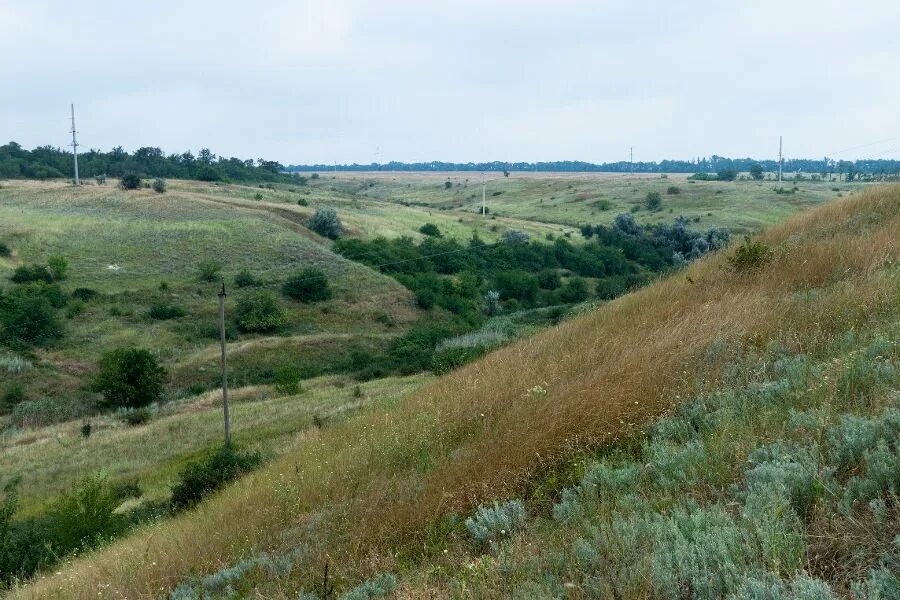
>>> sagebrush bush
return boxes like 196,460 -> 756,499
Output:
342,572 -> 398,600
152,178 -> 166,193
465,500 -> 526,548
307,206 -> 343,239
170,445 -> 261,510
0,352 -> 31,374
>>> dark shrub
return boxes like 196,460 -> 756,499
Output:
1,384 -> 26,414
72,287 -> 98,301
92,348 -> 166,410
296,198 -> 308,206
416,289 -> 436,309
432,346 -> 487,375
717,169 -> 738,181
557,277 -> 589,303
419,223 -> 441,237
152,178 -> 166,193
645,191 -> 662,211
170,445 -> 261,510
307,206 -> 343,239
728,236 -> 771,271
122,407 -> 151,426
492,270 -> 539,304
233,269 -> 257,288
0,242 -> 10,257
10,264 -> 53,284
148,303 -> 186,320
667,186 -> 681,195
119,173 -> 141,190
197,260 -> 222,282
0,288 -> 63,347
253,192 -> 263,201
596,276 -> 629,300
235,291 -> 285,333
282,268 -> 331,303
444,180 -> 452,189
538,269 -> 561,290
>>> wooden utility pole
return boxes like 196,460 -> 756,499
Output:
218,280 -> 231,445
778,136 -> 783,183
70,104 -> 80,185
481,172 -> 486,216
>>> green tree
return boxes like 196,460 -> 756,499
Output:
645,191 -> 662,211
92,348 -> 166,409
0,288 -> 62,347
749,163 -> 764,180
235,291 -> 285,333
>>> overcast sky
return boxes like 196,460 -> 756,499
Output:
2,0 -> 899,164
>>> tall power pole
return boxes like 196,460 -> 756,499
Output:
630,146 -> 634,175
70,104 -> 80,185
778,136 -> 783,183
217,281 -> 231,445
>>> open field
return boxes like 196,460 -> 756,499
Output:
9,183 -> 897,598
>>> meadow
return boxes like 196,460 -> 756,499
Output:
2,176 -> 894,598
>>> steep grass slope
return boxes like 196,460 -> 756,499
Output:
10,185 -> 898,598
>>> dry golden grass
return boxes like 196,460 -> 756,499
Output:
11,185 -> 899,599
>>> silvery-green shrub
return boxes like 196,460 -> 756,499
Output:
466,500 -> 526,547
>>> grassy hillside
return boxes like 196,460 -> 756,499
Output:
327,172 -> 847,235
11,184 -> 897,598
0,179 -> 417,400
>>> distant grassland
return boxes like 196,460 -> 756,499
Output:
324,171 -> 848,234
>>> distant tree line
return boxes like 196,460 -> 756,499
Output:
287,156 -> 900,177
0,142 -> 290,183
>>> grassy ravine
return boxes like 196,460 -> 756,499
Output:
9,186 -> 899,598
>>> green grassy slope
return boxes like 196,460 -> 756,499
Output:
12,184 -> 896,599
